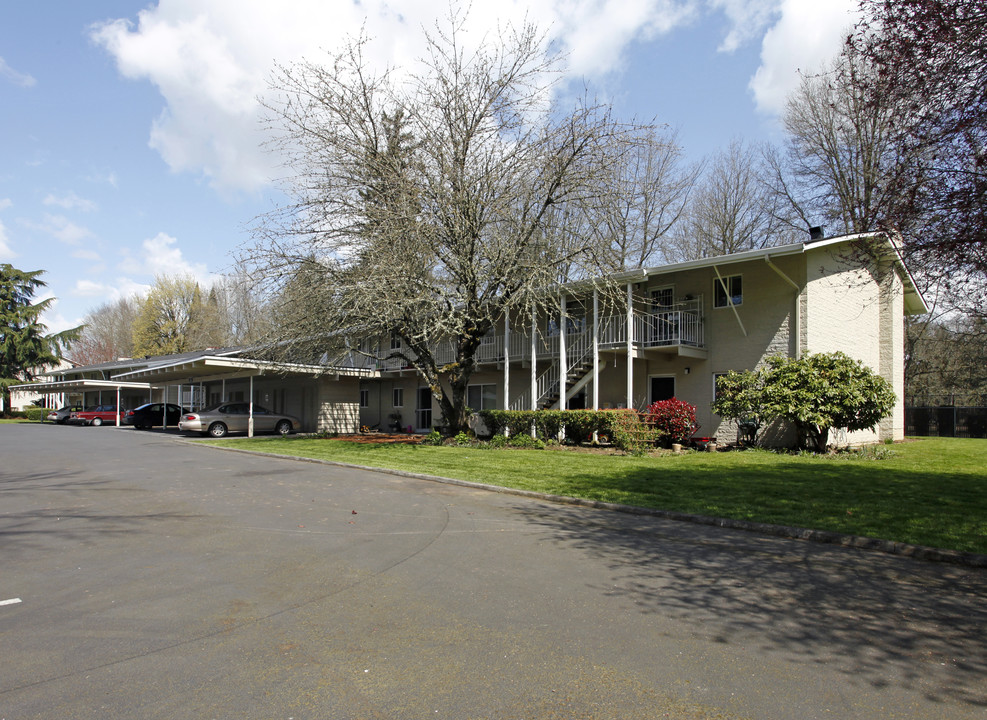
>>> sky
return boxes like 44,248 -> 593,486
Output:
0,0 -> 861,334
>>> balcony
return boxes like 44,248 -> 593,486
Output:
363,301 -> 705,373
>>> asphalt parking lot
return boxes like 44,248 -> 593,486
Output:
2,423 -> 985,719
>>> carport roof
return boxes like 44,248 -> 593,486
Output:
9,378 -> 153,394
111,355 -> 373,384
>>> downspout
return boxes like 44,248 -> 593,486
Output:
713,264 -> 747,337
764,255 -> 802,358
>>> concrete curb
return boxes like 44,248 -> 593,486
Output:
190,440 -> 987,569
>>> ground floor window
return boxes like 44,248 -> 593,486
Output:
393,387 -> 404,407
467,383 -> 497,412
359,389 -> 369,408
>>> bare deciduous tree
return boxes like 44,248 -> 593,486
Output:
766,46 -> 904,237
248,15 -> 630,433
70,296 -> 138,365
666,138 -> 795,262
581,126 -> 699,270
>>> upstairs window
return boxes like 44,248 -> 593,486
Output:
714,275 -> 743,308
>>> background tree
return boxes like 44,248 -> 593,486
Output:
0,264 -> 81,410
766,46 -> 903,237
667,138 -> 795,262
905,314 -> 987,404
582,126 -> 699,270
70,296 -> 138,365
131,275 -> 226,357
249,15 -> 631,434
851,0 -> 987,319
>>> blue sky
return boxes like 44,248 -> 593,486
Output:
0,0 -> 859,334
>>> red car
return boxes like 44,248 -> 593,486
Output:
70,405 -> 123,427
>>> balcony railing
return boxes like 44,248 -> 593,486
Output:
356,302 -> 704,373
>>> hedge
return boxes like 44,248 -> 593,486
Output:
477,409 -> 659,452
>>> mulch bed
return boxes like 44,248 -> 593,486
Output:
334,433 -> 423,445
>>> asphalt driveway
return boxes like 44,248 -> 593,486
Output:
1,423 -> 985,719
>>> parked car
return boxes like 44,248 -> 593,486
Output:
123,402 -> 187,429
70,405 -> 122,426
178,402 -> 301,438
46,404 -> 83,424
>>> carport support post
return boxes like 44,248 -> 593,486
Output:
116,386 -> 121,427
248,375 -> 255,438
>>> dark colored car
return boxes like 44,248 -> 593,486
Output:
123,402 -> 187,429
71,405 -> 122,426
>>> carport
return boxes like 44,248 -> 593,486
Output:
8,379 -> 153,427
112,355 -> 370,436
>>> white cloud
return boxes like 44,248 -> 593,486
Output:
72,248 -> 102,261
118,231 -> 218,287
710,0 -> 778,53
91,0 -> 748,194
0,56 -> 36,87
25,214 -> 95,246
749,0 -> 861,116
0,198 -> 12,210
44,192 -> 97,212
0,218 -> 15,260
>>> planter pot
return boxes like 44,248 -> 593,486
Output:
707,442 -> 717,452
671,443 -> 683,453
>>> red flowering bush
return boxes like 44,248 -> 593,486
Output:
643,398 -> 699,444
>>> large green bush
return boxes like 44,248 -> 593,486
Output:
712,352 -> 896,452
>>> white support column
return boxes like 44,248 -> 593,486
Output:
559,296 -> 567,411
592,289 -> 600,411
174,385 -> 180,430
626,282 -> 634,409
530,306 -> 537,412
503,313 -> 510,412
248,375 -> 255,438
530,305 -> 537,438
116,386 -> 121,427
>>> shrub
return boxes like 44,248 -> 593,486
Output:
453,431 -> 473,447
488,434 -> 509,448
642,398 -> 699,444
508,433 -> 545,450
420,430 -> 443,446
25,408 -> 50,421
712,352 -> 897,452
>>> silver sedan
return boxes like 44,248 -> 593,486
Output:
178,402 -> 301,438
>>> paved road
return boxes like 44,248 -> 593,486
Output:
1,424 -> 984,719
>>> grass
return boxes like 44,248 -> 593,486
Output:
204,435 -> 986,554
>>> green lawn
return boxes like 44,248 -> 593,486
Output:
203,436 -> 986,554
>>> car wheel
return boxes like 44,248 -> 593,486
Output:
275,420 -> 293,436
208,422 -> 228,438
91,417 -> 103,427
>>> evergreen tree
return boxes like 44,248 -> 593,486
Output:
0,264 -> 81,410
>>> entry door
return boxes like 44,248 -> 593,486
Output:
650,376 -> 675,403
416,387 -> 433,431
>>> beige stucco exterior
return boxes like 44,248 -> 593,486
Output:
360,233 -> 924,447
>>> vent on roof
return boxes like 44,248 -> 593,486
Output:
808,226 -> 825,241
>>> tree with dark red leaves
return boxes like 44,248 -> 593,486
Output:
851,0 -> 987,315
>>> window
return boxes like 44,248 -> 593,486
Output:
390,333 -> 401,350
714,275 -> 742,308
393,387 -> 404,407
359,389 -> 369,408
466,383 -> 497,411
712,373 -> 728,402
